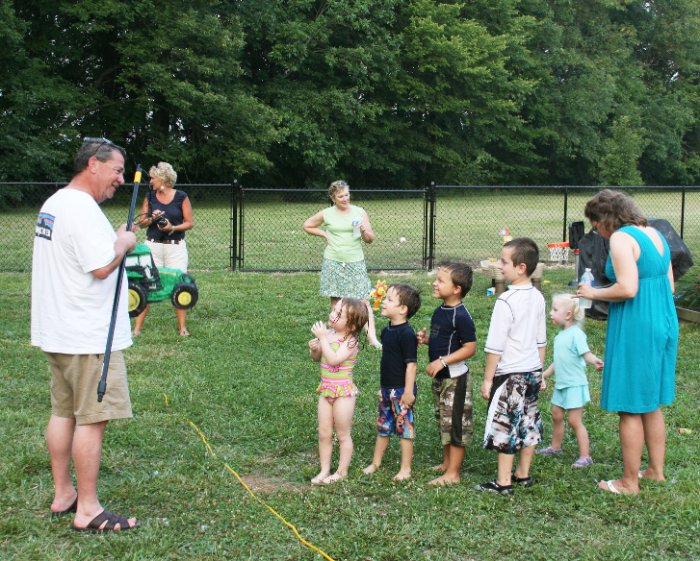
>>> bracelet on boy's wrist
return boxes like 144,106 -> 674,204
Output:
439,356 -> 448,368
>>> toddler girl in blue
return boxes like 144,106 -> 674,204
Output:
538,293 -> 603,468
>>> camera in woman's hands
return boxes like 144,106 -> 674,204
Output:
152,214 -> 168,228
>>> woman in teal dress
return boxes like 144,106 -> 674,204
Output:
578,190 -> 678,495
303,180 -> 380,347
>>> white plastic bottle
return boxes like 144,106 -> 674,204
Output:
579,268 -> 594,309
351,217 -> 362,239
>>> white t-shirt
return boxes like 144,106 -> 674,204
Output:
31,188 -> 132,354
484,283 -> 546,375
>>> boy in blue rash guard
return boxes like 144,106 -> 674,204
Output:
417,262 -> 477,486
363,284 -> 422,480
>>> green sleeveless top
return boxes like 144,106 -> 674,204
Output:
322,205 -> 365,263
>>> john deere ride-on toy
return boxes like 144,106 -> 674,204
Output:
125,243 -> 198,317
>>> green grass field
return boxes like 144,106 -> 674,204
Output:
3,188 -> 699,272
1,268 -> 699,561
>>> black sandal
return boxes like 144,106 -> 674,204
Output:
73,510 -> 138,532
512,474 -> 533,487
476,480 -> 514,495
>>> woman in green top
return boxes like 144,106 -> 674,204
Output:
303,180 -> 380,347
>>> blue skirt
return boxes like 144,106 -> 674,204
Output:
552,384 -> 590,410
319,258 -> 371,299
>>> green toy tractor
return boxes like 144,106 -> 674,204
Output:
125,243 -> 198,317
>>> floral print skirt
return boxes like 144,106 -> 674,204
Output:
319,258 -> 371,299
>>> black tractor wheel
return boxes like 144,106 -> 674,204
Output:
128,282 -> 148,317
171,282 -> 199,310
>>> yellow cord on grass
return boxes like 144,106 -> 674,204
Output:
187,419 -> 336,561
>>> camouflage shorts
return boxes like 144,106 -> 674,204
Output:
431,372 -> 473,447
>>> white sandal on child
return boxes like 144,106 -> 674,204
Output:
599,480 -> 621,494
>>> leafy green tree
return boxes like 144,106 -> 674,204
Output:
236,0 -> 404,186
238,0 -> 533,187
631,0 -> 700,184
380,0 -> 532,185
3,0 -> 279,182
598,115 -> 646,185
2,0 -> 700,187
504,0 -> 645,185
0,2 -> 84,182
115,0 -> 280,181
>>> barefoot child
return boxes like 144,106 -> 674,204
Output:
308,298 -> 369,484
537,293 -> 604,467
363,284 -> 422,481
417,262 -> 477,486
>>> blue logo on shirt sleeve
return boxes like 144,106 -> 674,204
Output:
35,212 -> 55,240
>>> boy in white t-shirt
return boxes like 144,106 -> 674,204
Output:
477,238 -> 547,496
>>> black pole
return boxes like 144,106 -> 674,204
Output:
97,165 -> 142,402
428,182 -> 436,270
680,187 -> 686,239
230,179 -> 238,271
562,186 -> 569,242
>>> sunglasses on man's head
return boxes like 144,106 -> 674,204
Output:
83,136 -> 124,155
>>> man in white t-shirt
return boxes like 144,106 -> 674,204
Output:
31,138 -> 138,532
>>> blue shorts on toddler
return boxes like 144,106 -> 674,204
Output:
376,386 -> 416,439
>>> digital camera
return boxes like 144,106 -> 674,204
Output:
152,214 -> 168,228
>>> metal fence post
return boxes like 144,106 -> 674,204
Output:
422,185 -> 428,269
680,186 -> 686,239
230,180 -> 239,271
423,181 -> 436,270
238,184 -> 245,270
563,186 -> 569,242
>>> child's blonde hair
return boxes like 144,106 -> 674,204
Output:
339,297 -> 369,341
552,293 -> 585,323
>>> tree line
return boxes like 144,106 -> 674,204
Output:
1,0 -> 699,188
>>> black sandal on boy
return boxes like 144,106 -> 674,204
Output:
476,480 -> 514,495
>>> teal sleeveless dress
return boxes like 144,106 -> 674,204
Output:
601,226 -> 678,413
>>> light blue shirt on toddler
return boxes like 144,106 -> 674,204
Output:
552,324 -> 590,389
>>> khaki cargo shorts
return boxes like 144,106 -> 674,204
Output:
46,351 -> 132,425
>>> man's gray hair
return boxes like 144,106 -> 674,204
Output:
74,137 -> 125,173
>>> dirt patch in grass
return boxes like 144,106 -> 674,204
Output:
240,474 -> 308,493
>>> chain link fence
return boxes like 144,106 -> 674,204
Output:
2,183 -> 698,272
1,182 -> 235,272
236,188 -> 428,271
430,185 -> 700,268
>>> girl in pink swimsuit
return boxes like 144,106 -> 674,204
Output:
308,298 -> 369,484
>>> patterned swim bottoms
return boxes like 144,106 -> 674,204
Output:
376,386 -> 417,439
483,372 -> 543,454
316,381 -> 359,403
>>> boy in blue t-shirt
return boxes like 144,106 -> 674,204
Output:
363,284 -> 422,480
417,262 -> 477,486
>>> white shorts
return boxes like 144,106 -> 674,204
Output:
145,239 -> 188,272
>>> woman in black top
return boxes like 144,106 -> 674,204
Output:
133,162 -> 193,336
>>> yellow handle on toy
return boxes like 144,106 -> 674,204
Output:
133,170 -> 142,183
